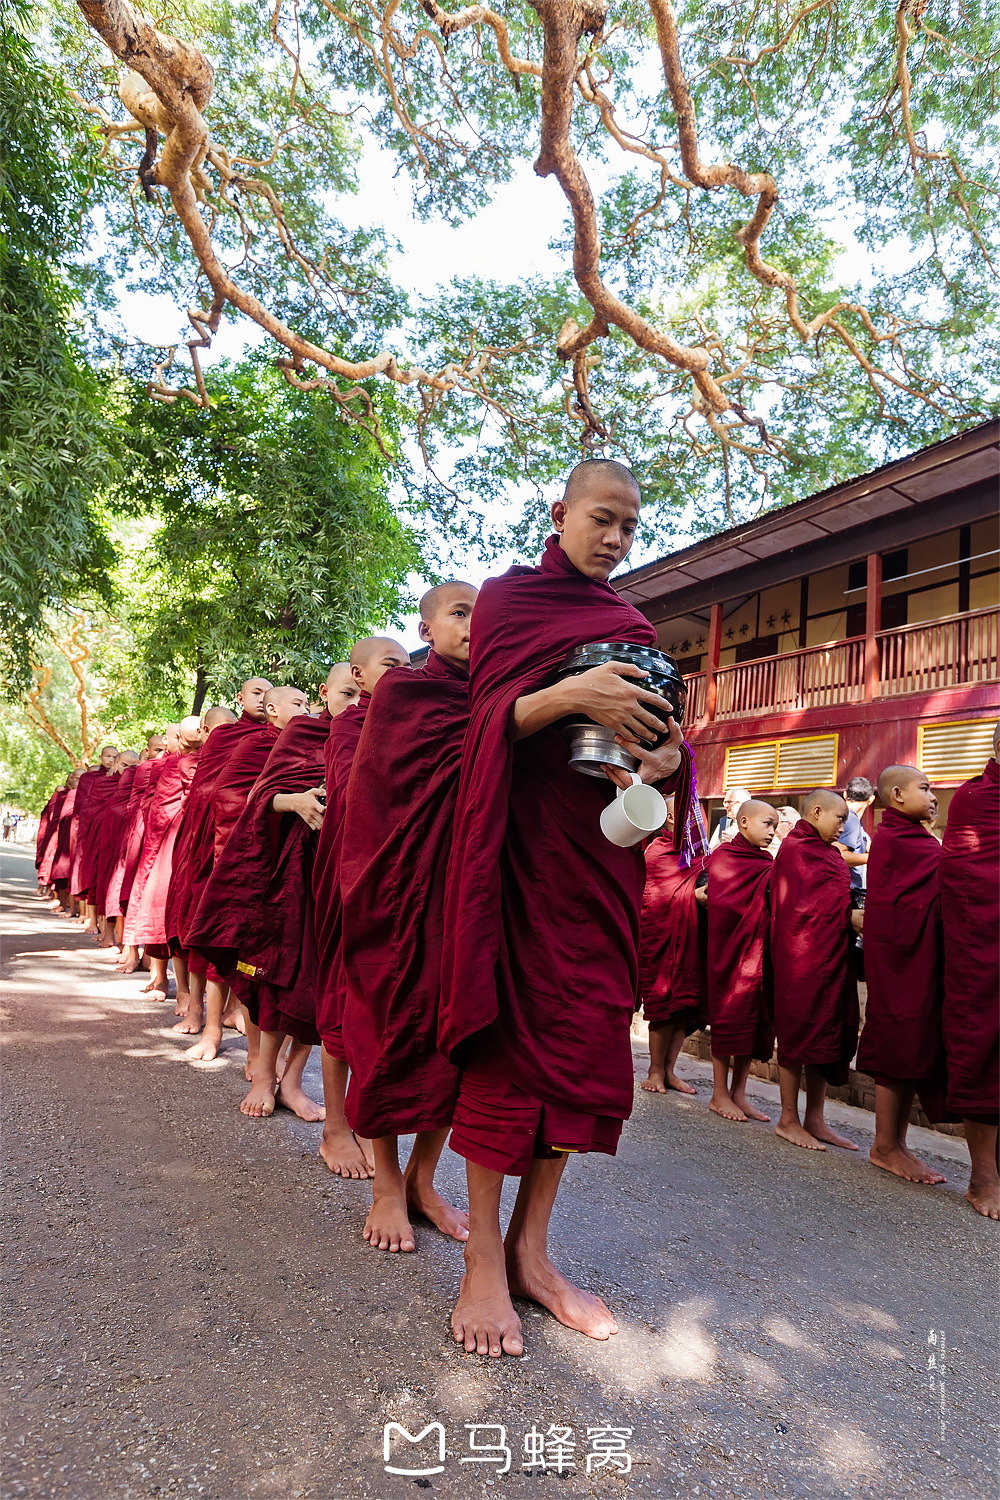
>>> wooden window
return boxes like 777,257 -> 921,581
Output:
724,734 -> 839,792
917,719 -> 996,783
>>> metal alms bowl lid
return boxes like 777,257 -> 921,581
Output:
559,641 -> 685,685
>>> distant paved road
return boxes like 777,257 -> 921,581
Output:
2,844 -> 995,1499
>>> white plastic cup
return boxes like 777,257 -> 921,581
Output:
599,772 -> 668,847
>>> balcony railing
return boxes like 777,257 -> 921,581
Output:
684,607 -> 998,724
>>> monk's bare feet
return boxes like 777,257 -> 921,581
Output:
275,1078 -> 325,1122
319,1129 -> 375,1179
240,1078 -> 276,1118
804,1115 -> 858,1150
405,1180 -> 469,1242
185,1028 -> 223,1062
452,1256 -> 524,1357
732,1092 -> 771,1122
221,1006 -> 246,1034
82,921 -> 98,937
364,1189 -> 416,1252
966,1179 -> 1000,1219
140,975 -> 166,999
665,1070 -> 697,1095
776,1120 -> 826,1151
869,1143 -> 945,1184
641,1067 -> 668,1093
710,1090 -> 748,1122
171,1011 -> 203,1035
506,1249 -> 618,1341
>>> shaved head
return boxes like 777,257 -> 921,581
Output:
263,684 -> 311,730
562,458 -> 640,507
350,636 -> 410,695
419,580 -> 478,622
237,677 -> 273,724
177,715 -> 203,750
163,723 -> 182,753
98,744 -> 119,769
320,662 -> 360,718
800,787 -> 848,844
877,764 -> 924,804
803,788 -> 847,814
203,705 -> 238,730
418,581 -> 478,669
738,799 -> 776,820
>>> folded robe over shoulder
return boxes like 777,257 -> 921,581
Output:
340,651 -> 467,1138
706,832 -> 775,1060
639,844 -> 709,1034
106,756 -> 165,916
771,818 -> 859,1084
36,789 -> 67,884
93,766 -> 138,917
312,694 -> 373,1060
188,716 -> 328,1040
939,757 -> 1000,1120
124,751 -> 199,947
210,724 -> 280,864
856,808 -> 949,1119
439,535 -> 682,1173
70,767 -> 109,898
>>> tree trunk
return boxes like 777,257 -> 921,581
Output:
191,665 -> 208,716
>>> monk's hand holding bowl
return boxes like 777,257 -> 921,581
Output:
561,662 -> 668,739
605,716 -> 684,791
273,787 -> 326,831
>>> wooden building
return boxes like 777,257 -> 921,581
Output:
615,421 -> 999,825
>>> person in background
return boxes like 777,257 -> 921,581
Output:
709,786 -> 752,849
773,806 -> 800,847
837,776 -> 874,892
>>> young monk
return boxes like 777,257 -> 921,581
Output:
939,725 -> 1000,1219
47,770 -> 83,911
70,745 -> 119,932
312,638 -> 412,1175
340,585 -> 478,1253
771,789 -> 863,1152
638,794 -> 710,1097
92,750 -> 141,945
856,766 -> 949,1186
438,459 -> 685,1358
108,733 -> 168,974
706,799 -> 778,1123
37,778 -> 71,899
318,662 -> 360,719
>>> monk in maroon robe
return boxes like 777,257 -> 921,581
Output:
36,783 -> 68,897
47,770 -> 82,908
939,729 -> 1000,1219
71,744 -> 118,930
439,460 -> 686,1358
638,820 -> 709,1096
34,787 -> 64,892
706,800 -> 778,1124
108,733 -> 168,974
341,586 -> 477,1253
771,789 -> 862,1153
92,751 -> 140,940
317,661 -> 359,721
856,765 -> 950,1186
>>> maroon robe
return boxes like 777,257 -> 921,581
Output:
124,751 -> 199,947
93,765 -> 138,917
639,845 -> 709,1034
340,652 -> 466,1138
706,834 -> 774,1060
70,767 -> 109,898
107,756 -> 166,916
35,788 -> 67,883
76,770 -> 122,907
211,724 -> 280,863
188,716 -> 328,1043
312,695 -> 372,1060
48,785 -> 79,886
164,716 -> 270,952
771,818 -> 859,1084
439,535 -> 681,1176
855,809 -> 949,1120
939,758 -> 1000,1120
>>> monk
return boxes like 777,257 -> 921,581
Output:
855,766 -> 949,1186
36,780 -> 70,899
109,732 -> 169,974
318,661 -> 360,719
706,800 -> 778,1123
438,459 -> 686,1357
771,789 -> 863,1152
46,769 -> 83,910
92,750 -> 141,944
34,786 -> 65,894
180,688 -> 305,1063
124,717 -> 203,1001
638,799 -> 710,1097
71,744 -> 119,932
939,725 -> 1000,1219
341,585 -> 478,1253
312,637 -> 412,1174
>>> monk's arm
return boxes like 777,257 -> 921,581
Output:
512,663 -> 667,743
272,788 -> 325,831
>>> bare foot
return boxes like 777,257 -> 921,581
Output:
171,1012 -> 203,1035
221,1008 -> 246,1034
318,1130 -> 375,1179
804,1116 -> 858,1150
406,1180 -> 469,1242
966,1181 -> 1000,1219
898,1144 -> 946,1184
732,1092 -> 771,1122
641,1068 -> 668,1093
274,1078 -> 326,1122
364,1189 -> 416,1252
143,987 -> 168,1003
452,1258 -> 524,1356
776,1120 -> 827,1151
506,1250 -> 618,1341
185,1030 -> 222,1062
240,1079 -> 276,1118
870,1143 -> 945,1185
665,1070 -> 698,1095
710,1090 -> 748,1122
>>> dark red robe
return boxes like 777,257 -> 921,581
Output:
211,725 -> 280,863
439,535 -> 680,1176
48,785 -> 79,887
35,788 -> 67,884
124,751 -> 199,947
939,758 -> 1000,1120
106,756 -> 166,916
70,767 -> 109,898
639,845 -> 709,1034
706,833 -> 775,1060
340,651 -> 466,1138
93,765 -> 138,917
312,695 -> 372,1061
771,818 -> 859,1084
76,770 -> 122,907
188,716 -> 328,1043
164,716 -> 270,952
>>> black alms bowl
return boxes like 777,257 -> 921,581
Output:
555,641 -> 687,778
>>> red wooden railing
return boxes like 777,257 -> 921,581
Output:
682,607 -> 998,723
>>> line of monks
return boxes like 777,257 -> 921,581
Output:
32,461 -> 1000,1361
